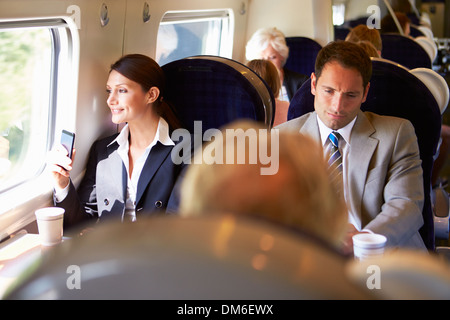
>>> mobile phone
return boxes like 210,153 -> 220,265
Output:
61,130 -> 75,159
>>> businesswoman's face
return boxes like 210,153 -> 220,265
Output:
106,70 -> 156,124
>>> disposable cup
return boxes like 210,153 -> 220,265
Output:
35,207 -> 65,246
352,233 -> 387,261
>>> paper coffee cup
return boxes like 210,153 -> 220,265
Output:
352,233 -> 387,261
35,207 -> 65,246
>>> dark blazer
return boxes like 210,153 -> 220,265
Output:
283,67 -> 309,101
56,133 -> 187,229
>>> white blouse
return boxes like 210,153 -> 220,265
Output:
112,117 -> 174,221
55,117 -> 175,222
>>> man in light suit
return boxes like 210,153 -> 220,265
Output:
277,41 -> 426,253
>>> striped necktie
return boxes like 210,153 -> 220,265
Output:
328,131 -> 343,188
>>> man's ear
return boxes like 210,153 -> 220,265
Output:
362,82 -> 370,103
147,87 -> 160,104
310,73 -> 317,96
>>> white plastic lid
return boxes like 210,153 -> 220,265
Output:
35,207 -> 65,221
352,233 -> 387,249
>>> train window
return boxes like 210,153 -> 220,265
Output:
332,3 -> 346,26
0,18 -> 79,239
0,27 -> 52,193
156,10 -> 233,65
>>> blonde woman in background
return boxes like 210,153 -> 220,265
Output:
245,27 -> 308,103
345,24 -> 382,57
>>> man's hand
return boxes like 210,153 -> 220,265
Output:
341,223 -> 369,255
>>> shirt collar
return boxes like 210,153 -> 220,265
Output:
316,114 -> 357,146
108,117 -> 175,148
156,117 -> 175,146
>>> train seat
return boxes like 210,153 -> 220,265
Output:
380,33 -> 432,69
284,37 -> 322,77
346,249 -> 450,299
417,25 -> 434,40
334,26 -> 350,41
410,25 -> 425,38
162,56 -> 275,134
414,36 -> 438,63
5,215 -> 373,299
287,58 -> 442,250
286,79 -> 314,120
410,68 -> 450,114
347,17 -> 370,28
411,67 -> 450,241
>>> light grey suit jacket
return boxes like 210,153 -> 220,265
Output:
277,110 -> 426,249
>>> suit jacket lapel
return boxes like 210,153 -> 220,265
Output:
347,111 -> 378,216
97,141 -> 127,219
135,142 -> 172,205
299,112 -> 321,141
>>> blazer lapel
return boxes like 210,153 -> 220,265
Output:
299,112 -> 321,142
135,142 -> 172,205
347,111 -> 378,216
97,141 -> 127,219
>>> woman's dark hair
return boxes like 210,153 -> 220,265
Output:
380,12 -> 411,34
315,40 -> 372,92
110,54 -> 181,130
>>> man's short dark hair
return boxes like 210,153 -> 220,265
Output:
314,40 -> 372,90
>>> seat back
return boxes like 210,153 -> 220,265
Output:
410,25 -> 425,38
367,59 -> 441,250
347,248 -> 450,299
410,68 -> 450,114
162,56 -> 275,134
288,58 -> 442,250
6,215 -> 373,299
348,17 -> 370,28
380,33 -> 432,69
414,36 -> 438,63
287,79 -> 314,120
334,26 -> 350,41
284,37 -> 322,77
417,25 -> 434,39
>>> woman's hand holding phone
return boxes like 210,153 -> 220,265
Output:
47,131 -> 76,190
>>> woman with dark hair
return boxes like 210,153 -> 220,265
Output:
380,12 -> 412,37
48,54 -> 185,229
109,54 -> 180,131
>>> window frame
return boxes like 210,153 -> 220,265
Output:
0,16 -> 79,241
156,9 -> 234,64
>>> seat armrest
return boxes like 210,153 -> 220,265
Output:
432,186 -> 450,239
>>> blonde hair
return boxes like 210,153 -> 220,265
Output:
345,24 -> 382,52
245,27 -> 290,66
180,120 -> 348,247
357,40 -> 380,58
246,59 -> 281,99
